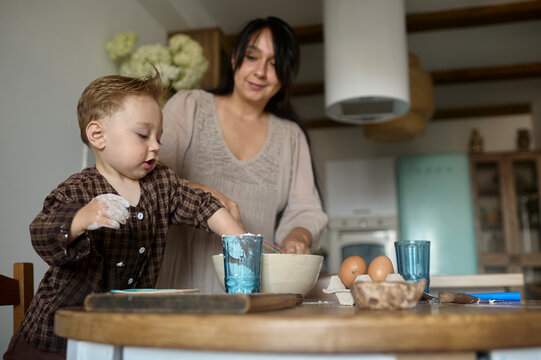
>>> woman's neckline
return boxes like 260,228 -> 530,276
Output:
210,93 -> 273,164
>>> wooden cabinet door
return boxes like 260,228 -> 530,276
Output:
509,153 -> 541,283
471,151 -> 541,283
471,154 -> 513,270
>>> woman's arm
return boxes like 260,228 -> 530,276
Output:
275,124 -> 328,254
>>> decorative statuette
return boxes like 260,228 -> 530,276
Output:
517,128 -> 531,151
469,128 -> 483,154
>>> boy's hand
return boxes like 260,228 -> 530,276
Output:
87,194 -> 131,230
69,194 -> 130,242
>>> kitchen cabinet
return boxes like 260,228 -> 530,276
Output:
470,151 -> 541,288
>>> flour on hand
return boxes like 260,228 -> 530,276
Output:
88,194 -> 130,230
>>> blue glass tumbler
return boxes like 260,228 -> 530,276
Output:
222,234 -> 263,293
394,240 -> 431,293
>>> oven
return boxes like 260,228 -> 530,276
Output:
326,217 -> 398,274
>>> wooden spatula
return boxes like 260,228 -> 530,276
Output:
438,291 -> 480,304
422,291 -> 480,304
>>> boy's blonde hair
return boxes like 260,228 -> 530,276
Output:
77,73 -> 165,145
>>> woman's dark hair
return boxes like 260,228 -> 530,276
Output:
211,16 -> 299,120
211,16 -> 323,201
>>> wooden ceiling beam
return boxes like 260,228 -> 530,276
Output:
304,103 -> 531,129
305,119 -> 351,129
225,24 -> 324,45
407,1 -> 541,33
431,62 -> 541,84
291,62 -> 541,96
432,103 -> 531,120
291,82 -> 324,96
224,1 -> 541,44
291,24 -> 323,44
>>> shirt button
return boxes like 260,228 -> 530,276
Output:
128,278 -> 134,285
139,247 -> 145,254
137,212 -> 144,220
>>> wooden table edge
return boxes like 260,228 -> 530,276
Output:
55,304 -> 541,354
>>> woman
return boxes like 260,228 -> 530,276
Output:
156,16 -> 328,293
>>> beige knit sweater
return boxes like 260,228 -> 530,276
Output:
156,90 -> 328,293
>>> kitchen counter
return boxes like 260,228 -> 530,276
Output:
55,300 -> 541,359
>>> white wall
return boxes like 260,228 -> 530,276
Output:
0,0 -> 167,353
308,114 -> 533,196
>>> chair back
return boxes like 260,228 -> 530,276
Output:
0,262 -> 34,332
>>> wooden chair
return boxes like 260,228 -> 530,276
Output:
0,263 -> 34,332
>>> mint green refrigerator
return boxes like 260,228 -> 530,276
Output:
397,153 -> 478,275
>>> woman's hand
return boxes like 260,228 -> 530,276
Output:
189,182 -> 245,229
281,227 -> 312,254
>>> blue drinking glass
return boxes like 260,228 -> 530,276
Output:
222,234 -> 263,293
394,240 -> 430,293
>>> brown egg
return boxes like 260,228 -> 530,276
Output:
367,255 -> 394,282
338,255 -> 367,289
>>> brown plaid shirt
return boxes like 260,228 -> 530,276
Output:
19,164 -> 222,353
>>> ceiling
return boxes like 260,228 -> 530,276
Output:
139,0 -> 541,127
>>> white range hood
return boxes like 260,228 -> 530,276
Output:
324,0 -> 410,124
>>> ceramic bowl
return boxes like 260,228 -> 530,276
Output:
212,253 -> 323,296
351,278 -> 426,310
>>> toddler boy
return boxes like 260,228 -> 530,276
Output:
3,74 -> 244,359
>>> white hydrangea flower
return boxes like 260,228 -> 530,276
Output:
194,60 -> 209,77
172,72 -> 200,91
168,34 -> 192,53
118,57 -> 154,79
131,44 -> 171,65
108,32 -> 209,91
106,32 -> 138,61
172,42 -> 204,66
155,63 -> 181,87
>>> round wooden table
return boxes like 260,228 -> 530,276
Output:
55,301 -> 541,355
